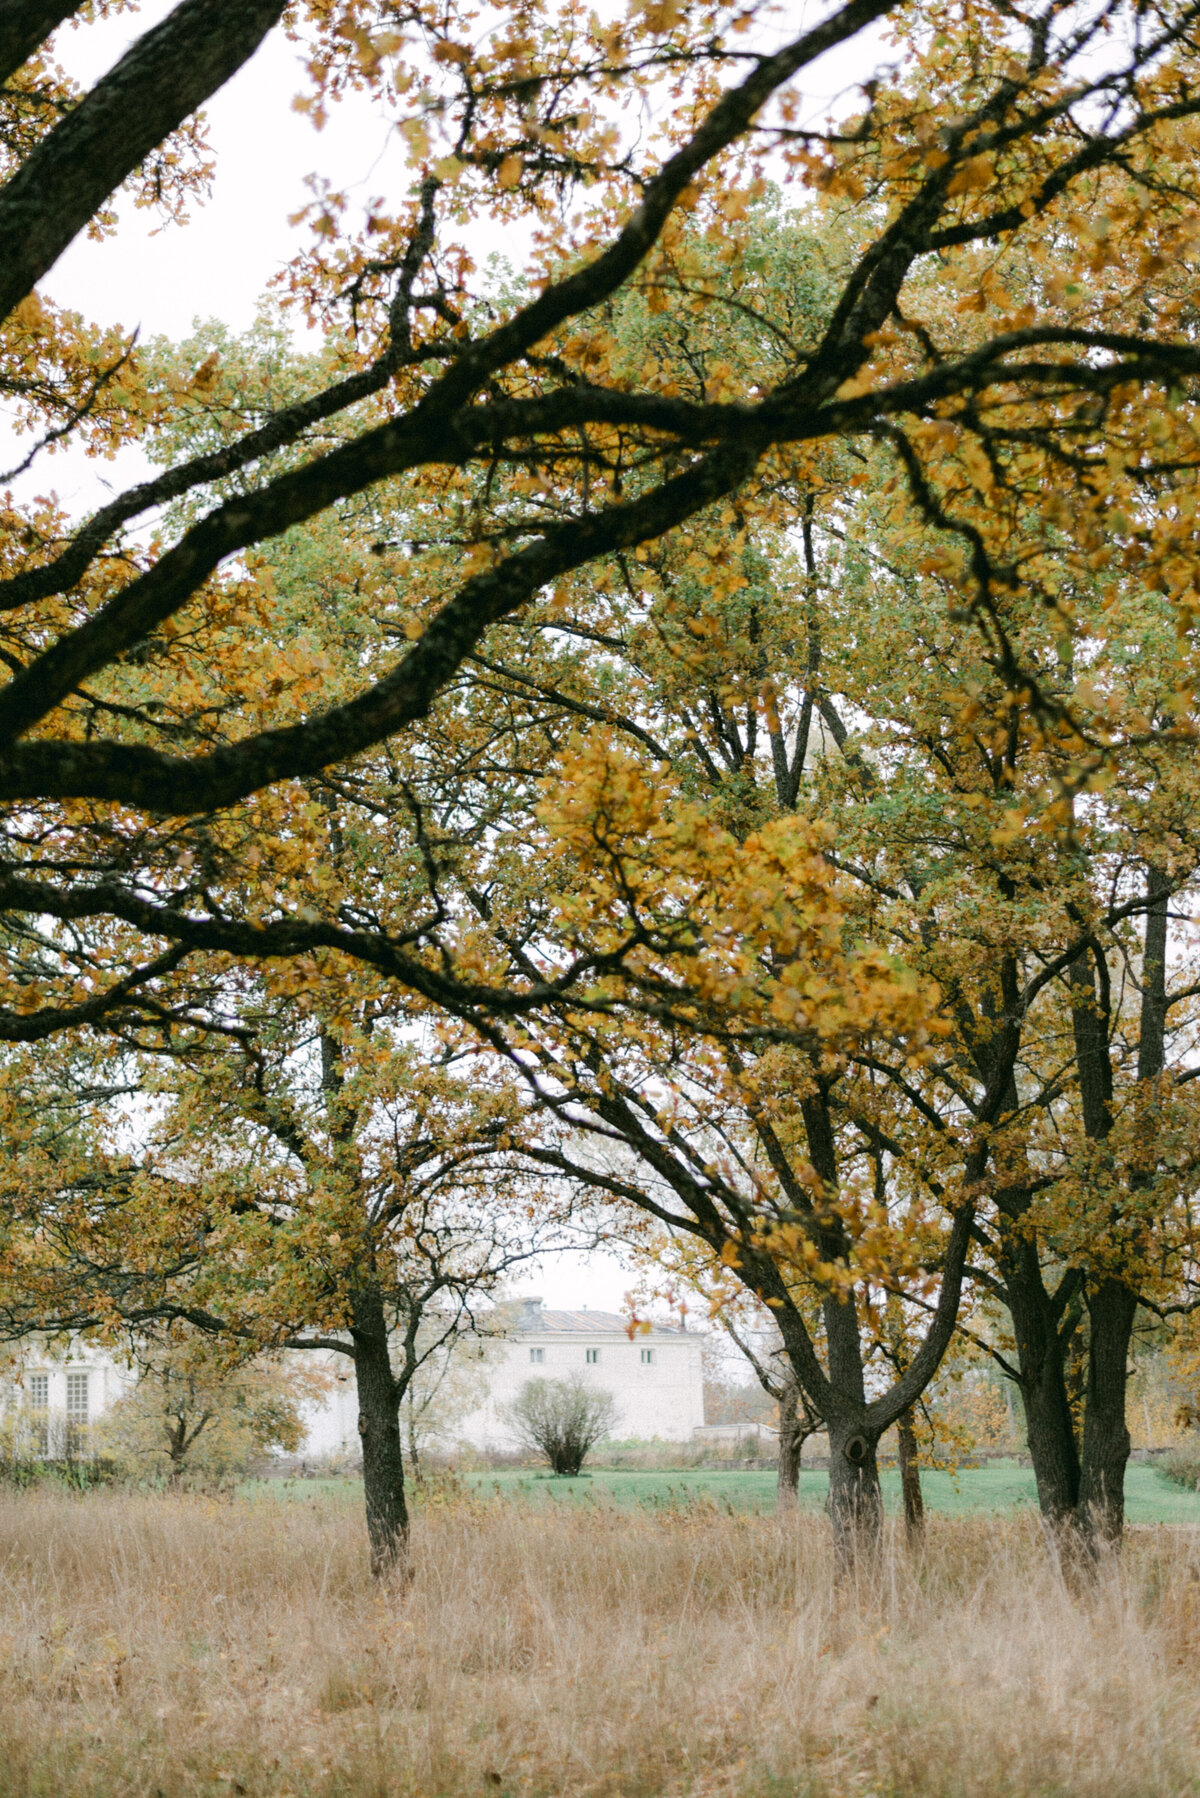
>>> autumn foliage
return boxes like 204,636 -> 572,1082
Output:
4,0 -> 1200,1574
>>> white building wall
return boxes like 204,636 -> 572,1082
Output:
1,1308 -> 708,1458
297,1350 -> 359,1458
461,1325 -> 705,1449
291,1306 -> 705,1456
1,1340 -> 137,1449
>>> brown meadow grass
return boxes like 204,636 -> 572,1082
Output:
0,1484 -> 1198,1797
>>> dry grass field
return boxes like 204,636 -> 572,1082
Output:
1,1485 -> 1199,1798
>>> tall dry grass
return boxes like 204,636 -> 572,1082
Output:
0,1485 -> 1198,1797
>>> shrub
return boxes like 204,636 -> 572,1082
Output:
506,1375 -> 617,1476
0,1454 -> 122,1490
0,1403 -> 123,1488
1159,1444 -> 1200,1491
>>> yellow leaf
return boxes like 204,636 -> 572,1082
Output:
947,154 -> 995,196
835,374 -> 873,400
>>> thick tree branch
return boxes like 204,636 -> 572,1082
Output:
0,0 -> 287,323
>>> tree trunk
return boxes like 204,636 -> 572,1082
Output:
1002,1239 -> 1081,1531
1078,1278 -> 1136,1552
798,1086 -> 884,1568
776,1380 -> 803,1509
167,1420 -> 187,1488
1067,933 -> 1128,1557
827,1418 -> 882,1571
1017,1348 -> 1081,1531
352,1291 -> 409,1580
896,1407 -> 924,1546
405,1404 -> 423,1487
1074,868 -> 1169,1555
822,1294 -> 883,1570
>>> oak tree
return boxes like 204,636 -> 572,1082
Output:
8,0 -> 1200,1044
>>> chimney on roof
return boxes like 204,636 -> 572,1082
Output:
520,1296 -> 544,1330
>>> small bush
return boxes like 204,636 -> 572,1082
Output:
0,1455 -> 122,1491
506,1374 -> 617,1476
1159,1444 -> 1200,1490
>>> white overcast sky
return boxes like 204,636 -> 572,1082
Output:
52,3 -> 410,339
45,0 -> 881,344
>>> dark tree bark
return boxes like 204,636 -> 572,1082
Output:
0,432 -> 763,799
896,1407 -> 925,1546
774,1376 -> 811,1508
776,1412 -> 803,1507
1077,1278 -> 1136,1548
1069,937 -> 1125,1550
722,1323 -> 822,1517
826,1416 -> 883,1569
322,1027 -> 408,1579
0,0 -> 78,85
995,874 -> 1169,1554
1001,1236 -> 1082,1528
405,1405 -> 424,1487
751,1115 -> 975,1571
801,1083 -> 885,1564
985,981 -> 1086,1542
1076,869 -> 1168,1550
0,0 -> 287,325
352,1287 -> 409,1581
719,1321 -> 816,1512
163,1404 -> 212,1484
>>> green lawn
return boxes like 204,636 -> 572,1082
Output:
248,1460 -> 1200,1523
459,1461 -> 1200,1523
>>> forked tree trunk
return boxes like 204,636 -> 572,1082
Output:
1068,936 -> 1126,1558
352,1290 -> 409,1580
321,1030 -> 410,1580
1069,871 -> 1165,1558
763,1082 -> 976,1576
827,1419 -> 883,1570
166,1421 -> 187,1488
897,1407 -> 924,1546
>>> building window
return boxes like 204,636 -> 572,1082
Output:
27,1372 -> 48,1455
585,1348 -> 599,1364
640,1348 -> 654,1365
66,1372 -> 89,1454
529,1347 -> 544,1364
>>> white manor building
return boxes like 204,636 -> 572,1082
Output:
469,1299 -> 705,1449
0,1338 -> 134,1456
5,1299 -> 706,1461
304,1298 -> 705,1458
